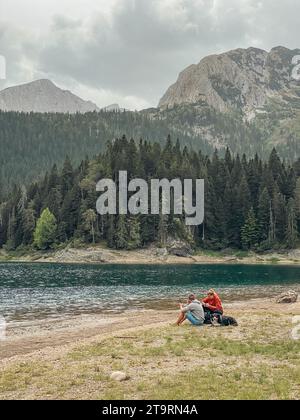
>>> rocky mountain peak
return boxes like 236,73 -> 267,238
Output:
0,79 -> 100,113
159,46 -> 300,119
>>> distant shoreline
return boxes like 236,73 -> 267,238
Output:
1,245 -> 300,266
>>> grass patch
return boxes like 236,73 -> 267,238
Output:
134,364 -> 300,400
194,249 -> 250,259
267,257 -> 280,264
69,328 -> 300,363
1,316 -> 299,400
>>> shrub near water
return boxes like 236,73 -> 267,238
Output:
33,208 -> 57,250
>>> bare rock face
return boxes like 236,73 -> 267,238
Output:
276,290 -> 298,304
110,371 -> 128,382
0,79 -> 99,113
288,250 -> 300,260
167,239 -> 193,257
159,46 -> 300,119
154,247 -> 168,258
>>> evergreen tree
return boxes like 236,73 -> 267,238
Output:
273,186 -> 287,244
257,188 -> 271,242
128,216 -> 141,249
238,176 -> 252,221
115,215 -> 128,249
241,208 -> 259,250
22,203 -> 36,245
295,178 -> 300,232
5,208 -> 17,250
82,209 -> 97,244
0,138 -> 299,253
286,198 -> 298,248
158,213 -> 168,246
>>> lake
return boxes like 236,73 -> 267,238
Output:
0,263 -> 300,325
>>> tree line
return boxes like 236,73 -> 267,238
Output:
1,136 -> 300,252
1,106 -> 298,200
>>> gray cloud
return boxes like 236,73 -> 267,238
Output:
0,0 -> 299,109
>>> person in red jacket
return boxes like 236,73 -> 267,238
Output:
202,289 -> 223,321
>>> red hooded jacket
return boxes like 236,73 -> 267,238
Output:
202,292 -> 223,313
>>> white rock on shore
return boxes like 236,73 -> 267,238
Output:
110,371 -> 128,382
276,290 -> 298,304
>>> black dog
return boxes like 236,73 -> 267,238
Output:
203,307 -> 238,327
214,315 -> 238,327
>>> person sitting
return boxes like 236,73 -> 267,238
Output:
176,294 -> 205,326
202,289 -> 223,324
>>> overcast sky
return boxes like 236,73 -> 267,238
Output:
0,0 -> 299,109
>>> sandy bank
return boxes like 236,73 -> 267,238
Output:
2,245 -> 300,265
1,298 -> 299,362
0,298 -> 299,400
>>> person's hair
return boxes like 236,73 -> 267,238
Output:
188,294 -> 196,301
208,289 -> 215,296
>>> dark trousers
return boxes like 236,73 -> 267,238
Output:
203,307 -> 223,324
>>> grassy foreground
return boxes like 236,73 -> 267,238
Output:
0,305 -> 299,400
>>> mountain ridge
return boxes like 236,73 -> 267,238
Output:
159,46 -> 300,120
0,79 -> 100,114
0,45 -> 300,189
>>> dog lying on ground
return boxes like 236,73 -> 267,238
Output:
213,314 -> 238,327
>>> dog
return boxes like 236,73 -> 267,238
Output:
212,314 -> 238,327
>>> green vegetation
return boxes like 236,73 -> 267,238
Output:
33,208 -> 57,250
241,208 -> 260,249
1,137 -> 300,252
0,110 -> 213,195
0,98 -> 299,198
0,314 -> 299,400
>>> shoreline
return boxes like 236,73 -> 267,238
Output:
0,297 -> 299,400
0,297 -> 298,361
2,245 -> 300,266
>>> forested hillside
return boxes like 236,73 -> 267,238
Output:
1,105 -> 300,201
0,111 -> 213,197
1,47 -> 299,199
1,136 -> 300,252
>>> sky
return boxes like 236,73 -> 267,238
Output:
0,0 -> 299,110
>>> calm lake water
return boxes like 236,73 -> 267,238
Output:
0,263 -> 300,324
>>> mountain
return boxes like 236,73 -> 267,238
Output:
102,103 -> 130,112
1,46 -> 300,195
155,46 -> 300,157
0,79 -> 99,113
102,104 -> 122,112
159,46 -> 300,119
